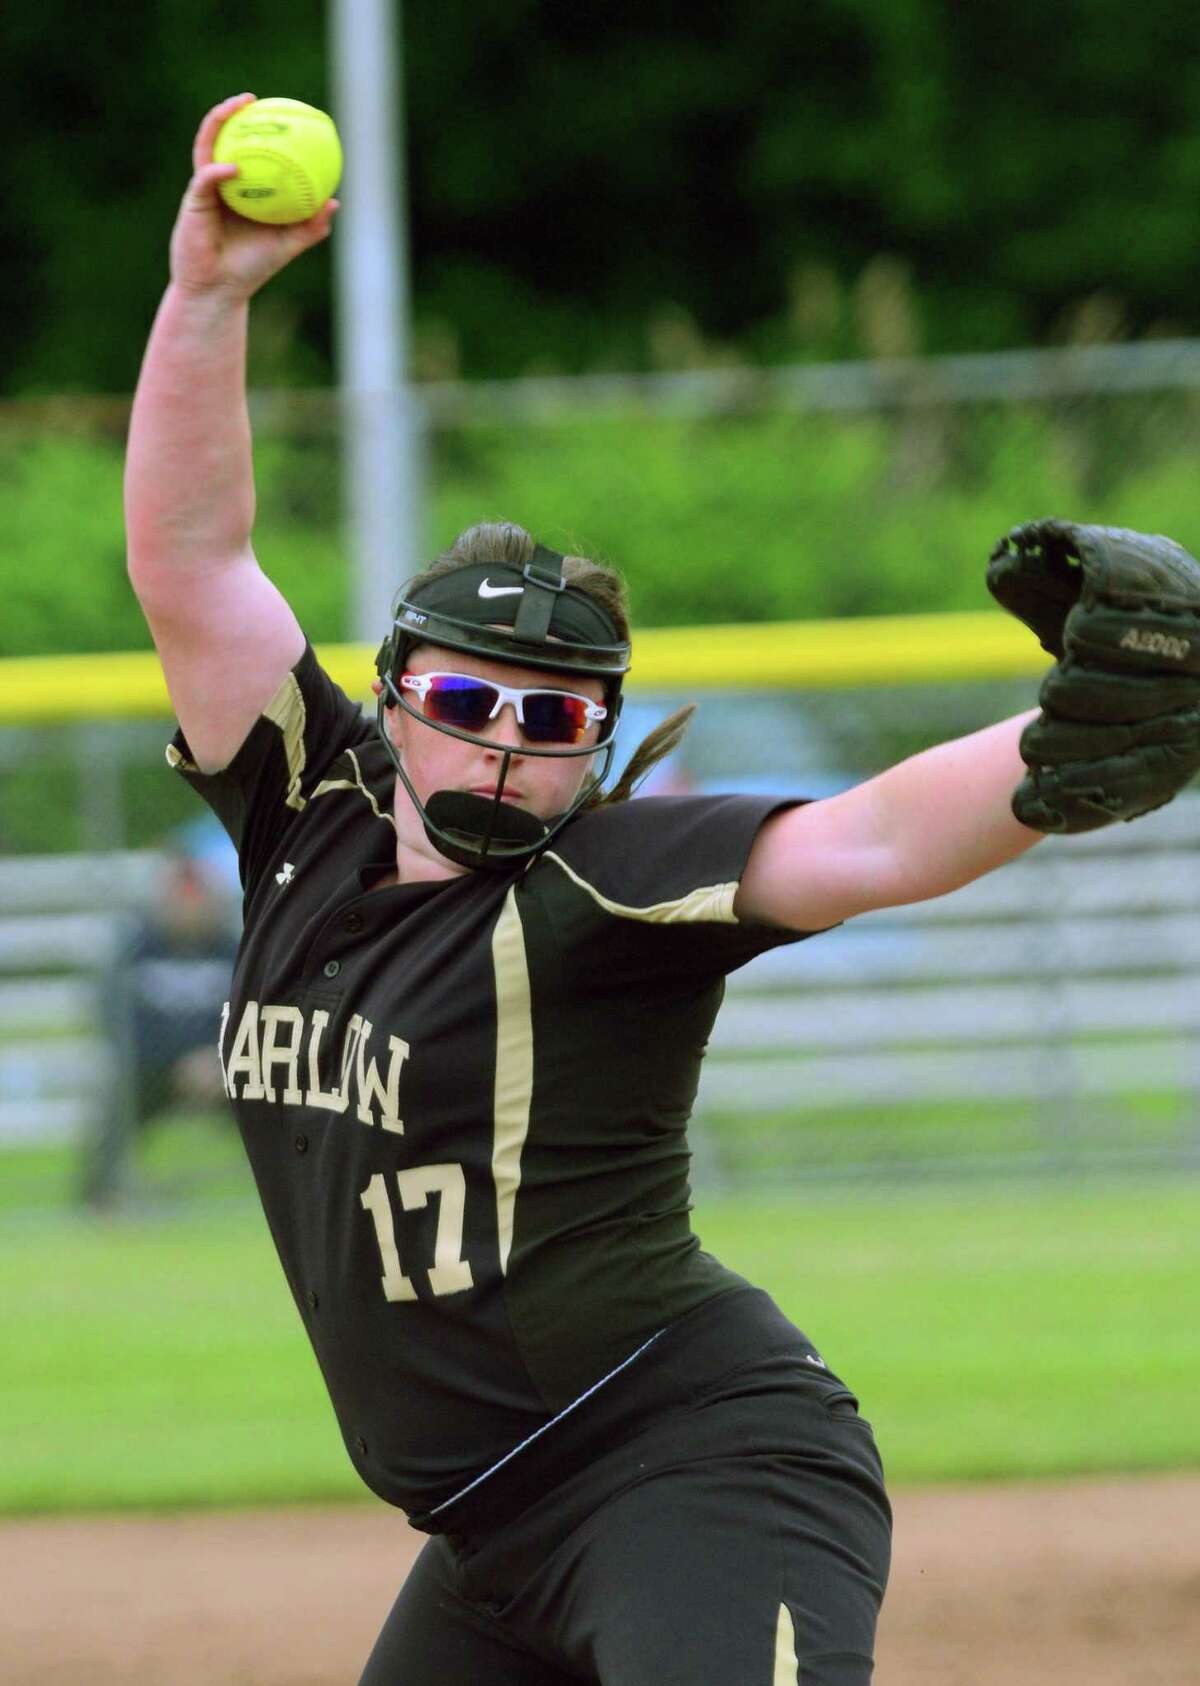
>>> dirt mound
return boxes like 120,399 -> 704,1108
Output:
5,1474 -> 1197,1683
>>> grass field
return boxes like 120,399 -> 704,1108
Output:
700,1087 -> 1195,1179
2,1135 -> 1197,1514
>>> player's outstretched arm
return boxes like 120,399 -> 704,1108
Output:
738,517 -> 1200,932
735,709 -> 1042,931
125,94 -> 338,773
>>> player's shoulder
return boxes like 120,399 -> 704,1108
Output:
283,642 -> 380,791
303,730 -> 395,825
537,793 -> 794,916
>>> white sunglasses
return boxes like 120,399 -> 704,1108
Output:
399,671 -> 608,745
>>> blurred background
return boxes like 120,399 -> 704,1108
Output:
0,7 -> 1197,1674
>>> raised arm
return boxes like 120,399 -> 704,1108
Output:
735,710 -> 1041,931
126,94 -> 337,772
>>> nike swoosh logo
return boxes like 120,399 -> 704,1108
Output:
478,579 -> 525,598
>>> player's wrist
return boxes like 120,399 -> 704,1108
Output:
167,272 -> 257,311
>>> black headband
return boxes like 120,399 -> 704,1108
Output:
384,549 -> 631,681
405,560 -> 622,647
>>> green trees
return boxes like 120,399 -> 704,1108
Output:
6,390 -> 1199,655
4,2 -> 1200,397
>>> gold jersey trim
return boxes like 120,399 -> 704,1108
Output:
774,1602 -> 799,1683
311,748 -> 399,831
491,886 -> 534,1275
543,850 -> 740,925
164,743 -> 198,774
262,670 -> 308,813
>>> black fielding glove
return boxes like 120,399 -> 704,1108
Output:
986,519 -> 1200,832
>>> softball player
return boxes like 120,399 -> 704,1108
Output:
124,97 -> 1200,1686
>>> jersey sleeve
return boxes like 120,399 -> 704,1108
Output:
165,642 -> 373,899
537,792 -> 821,982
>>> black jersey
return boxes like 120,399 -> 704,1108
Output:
168,644 -> 812,1515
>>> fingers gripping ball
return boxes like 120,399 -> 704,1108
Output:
213,97 -> 342,224
986,518 -> 1200,832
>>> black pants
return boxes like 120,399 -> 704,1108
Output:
360,1290 -> 891,1685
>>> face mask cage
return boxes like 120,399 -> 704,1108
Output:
374,675 -> 622,871
372,548 -> 630,870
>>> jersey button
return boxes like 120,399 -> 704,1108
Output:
307,1289 -> 319,1310
344,911 -> 365,934
294,1133 -> 308,1154
322,959 -> 341,978
355,1436 -> 368,1457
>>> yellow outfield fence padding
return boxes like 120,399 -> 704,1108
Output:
620,611 -> 1048,690
0,611 -> 1048,725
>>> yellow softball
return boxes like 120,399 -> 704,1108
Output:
213,97 -> 342,225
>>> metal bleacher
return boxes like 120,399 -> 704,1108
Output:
0,852 -> 153,1141
1,797 -> 1198,1176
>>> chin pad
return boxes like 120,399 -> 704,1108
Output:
423,791 -> 548,869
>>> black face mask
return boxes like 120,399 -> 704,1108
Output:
374,547 -> 630,871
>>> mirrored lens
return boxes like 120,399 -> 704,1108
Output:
522,691 -> 590,744
423,675 -> 497,731
414,674 -> 592,745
